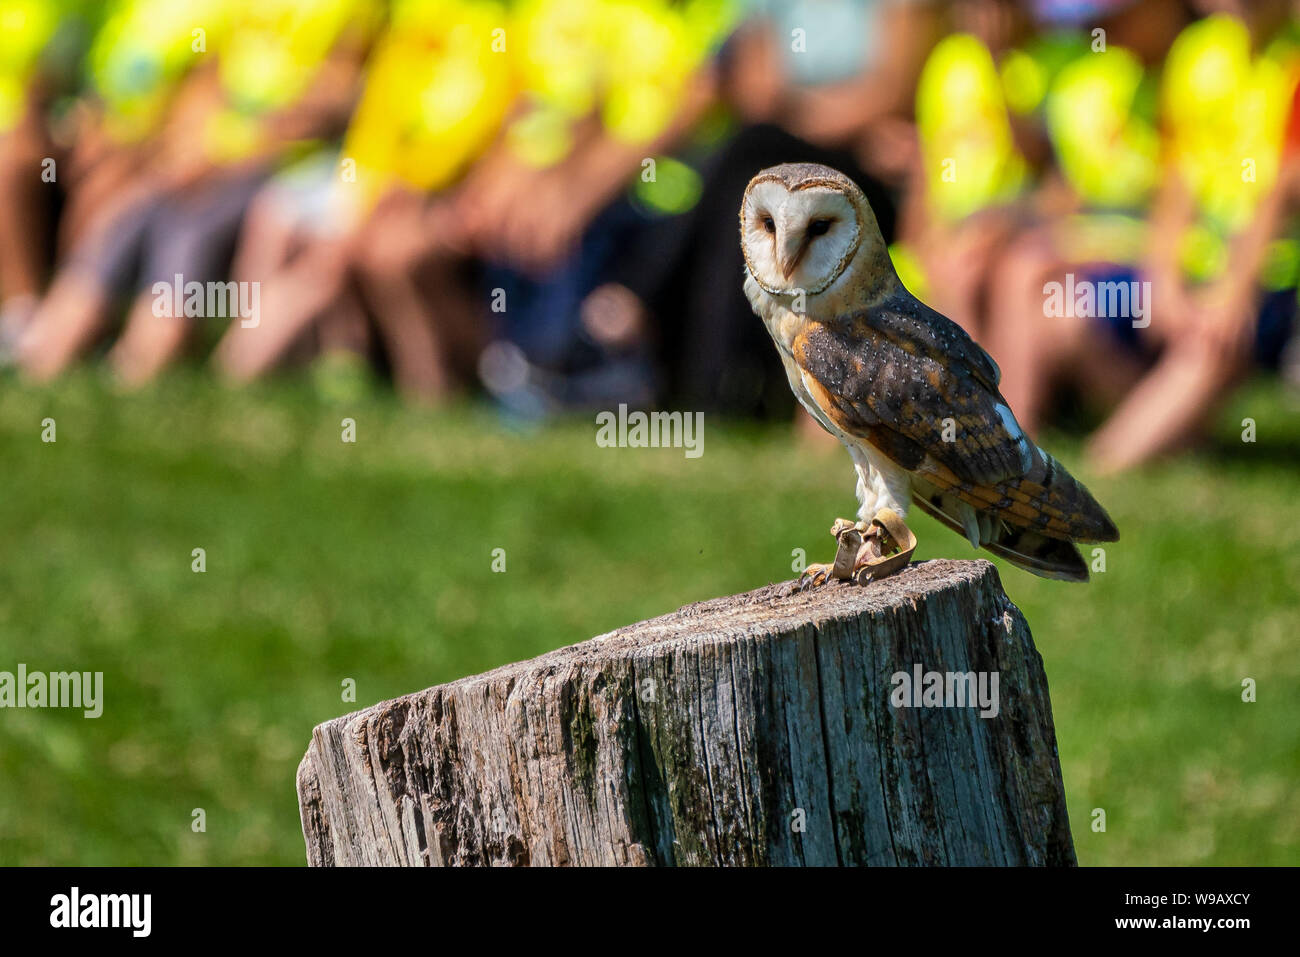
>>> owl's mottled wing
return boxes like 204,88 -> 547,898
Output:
792,290 -> 1118,546
793,291 -> 1032,486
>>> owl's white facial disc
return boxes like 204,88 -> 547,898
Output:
741,181 -> 860,296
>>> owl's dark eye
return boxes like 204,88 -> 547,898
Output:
762,216 -> 775,234
808,218 -> 833,237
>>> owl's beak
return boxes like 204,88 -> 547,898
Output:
777,232 -> 810,281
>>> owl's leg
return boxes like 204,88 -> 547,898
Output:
836,450 -> 916,581
852,452 -> 912,524
801,453 -> 917,589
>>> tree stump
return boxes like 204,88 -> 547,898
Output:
297,559 -> 1075,866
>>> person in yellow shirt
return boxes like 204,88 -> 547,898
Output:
896,22 -> 1031,340
215,0 -> 515,401
981,5 -> 1300,472
0,0 -> 97,350
19,0 -> 374,385
981,14 -> 1170,436
1085,7 -> 1300,472
216,0 -> 737,409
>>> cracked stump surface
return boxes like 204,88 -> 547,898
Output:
297,558 -> 1076,866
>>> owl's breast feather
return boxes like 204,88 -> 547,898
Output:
744,272 -> 803,355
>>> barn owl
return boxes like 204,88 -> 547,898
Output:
741,163 -> 1118,584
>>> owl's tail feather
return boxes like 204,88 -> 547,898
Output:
1005,447 -> 1120,544
911,487 -> 1091,582
917,449 -> 1118,544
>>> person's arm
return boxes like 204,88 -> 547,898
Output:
260,40 -> 368,150
478,65 -> 721,274
1084,166 -> 1296,474
567,67 -> 719,217
1140,169 -> 1198,345
1190,173 -> 1293,356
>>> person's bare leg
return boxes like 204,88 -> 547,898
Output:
0,125 -> 52,337
349,191 -> 457,404
108,291 -> 192,387
230,191 -> 300,285
57,147 -> 150,255
17,269 -> 114,380
212,237 -> 349,382
316,289 -> 372,357
357,261 -> 448,403
1087,335 -> 1244,474
983,231 -> 1075,433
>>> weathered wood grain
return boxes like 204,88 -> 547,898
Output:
297,559 -> 1075,866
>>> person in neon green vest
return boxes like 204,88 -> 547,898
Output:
18,0 -> 380,385
16,0 -> 246,379
456,0 -> 737,274
214,0 -> 742,403
894,15 -> 1034,343
980,6 -> 1300,473
979,22 -> 1170,437
0,0 -> 101,348
1085,7 -> 1300,472
214,0 -> 522,401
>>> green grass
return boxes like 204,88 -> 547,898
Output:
1,369 -> 1297,865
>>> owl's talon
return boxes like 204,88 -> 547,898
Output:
851,507 -> 918,583
798,563 -> 835,589
798,519 -> 864,587
800,511 -> 917,588
830,517 -> 857,538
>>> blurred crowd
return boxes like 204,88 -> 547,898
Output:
2,0 -> 1299,472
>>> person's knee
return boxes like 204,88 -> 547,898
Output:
993,233 -> 1055,297
352,230 -> 422,287
239,191 -> 292,244
1183,328 -> 1250,387
0,145 -> 23,186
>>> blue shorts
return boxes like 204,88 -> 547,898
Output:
1087,266 -> 1296,368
